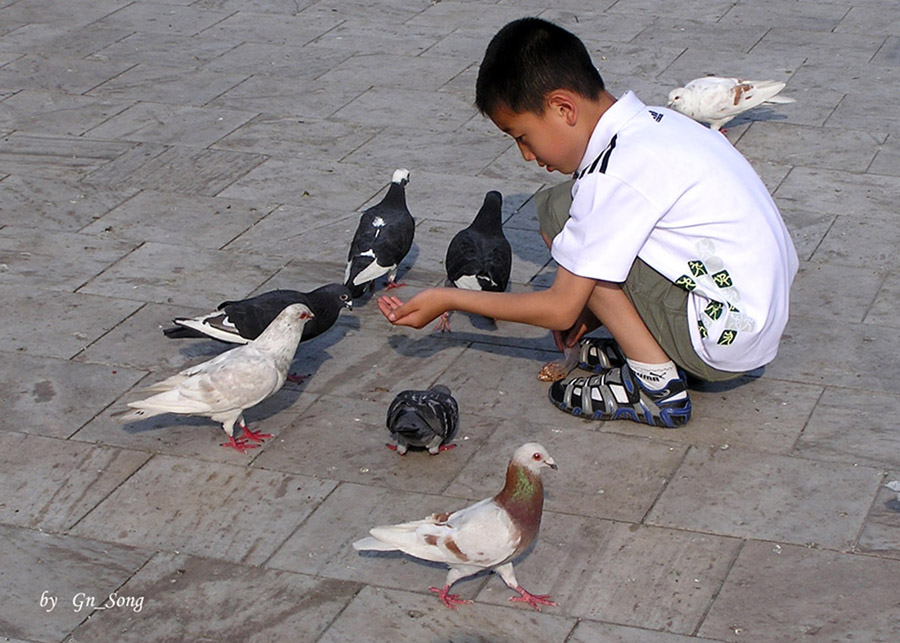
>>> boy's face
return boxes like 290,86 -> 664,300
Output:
489,102 -> 583,175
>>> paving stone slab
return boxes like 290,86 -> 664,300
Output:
0,54 -> 133,95
794,388 -> 900,469
0,89 -> 130,137
71,454 -> 338,565
698,540 -> 900,642
212,114 -> 378,160
1,351 -> 144,439
720,1 -> 850,31
478,518 -> 741,634
631,19 -> 764,55
835,4 -> 900,35
331,86 -> 477,131
857,472 -> 900,559
252,394 -> 493,494
85,144 -> 267,196
223,205 -> 358,260
768,315 -> 900,393
0,0 -> 129,27
209,75 -> 365,119
445,418 -> 685,523
596,375 -> 823,456
810,213 -> 900,272
778,207 -> 836,262
66,552 -> 361,643
343,125 -> 512,176
91,3 -> 231,37
789,261 -> 884,323
0,23 -> 132,58
312,19 -> 448,57
74,302 -> 233,372
738,122 -> 881,173
647,446 -> 882,549
84,101 -> 257,147
0,225 -> 137,291
218,159 -> 392,211
0,432 -> 150,531
0,284 -> 142,359
318,585 -> 576,643
76,383 -> 319,463
869,133 -> 900,177
87,64 -> 248,106
0,524 -> 151,643
78,241 -> 286,309
288,326 -> 469,402
86,32 -> 237,69
864,268 -> 900,328
569,620 -> 702,643
81,189 -> 274,249
267,482 -> 488,593
200,10 -> 342,47
201,41 -> 350,80
751,27 -> 888,66
0,133 -> 133,181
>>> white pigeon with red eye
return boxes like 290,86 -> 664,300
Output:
666,76 -> 795,131
353,442 -> 557,610
114,303 -> 314,453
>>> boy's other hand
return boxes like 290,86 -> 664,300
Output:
553,308 -> 601,351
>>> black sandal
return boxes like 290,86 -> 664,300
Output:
548,364 -> 692,428
577,337 -> 626,372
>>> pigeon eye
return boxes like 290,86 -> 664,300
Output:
532,452 -> 542,461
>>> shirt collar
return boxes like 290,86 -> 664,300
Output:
574,91 -> 647,177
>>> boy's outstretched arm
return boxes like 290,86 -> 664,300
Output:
377,266 -> 596,331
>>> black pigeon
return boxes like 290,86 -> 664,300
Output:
163,283 -> 352,345
344,168 -> 415,298
386,384 -> 460,455
437,191 -> 512,332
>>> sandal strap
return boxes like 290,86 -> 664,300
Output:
578,337 -> 625,371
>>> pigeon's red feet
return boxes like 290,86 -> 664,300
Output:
385,443 -> 407,455
385,280 -> 406,290
286,372 -> 309,384
509,586 -> 557,611
220,435 -> 260,453
241,426 -> 272,443
429,585 -> 472,610
434,312 -> 451,333
431,443 -> 457,455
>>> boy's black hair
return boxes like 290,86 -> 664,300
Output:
475,17 -> 605,117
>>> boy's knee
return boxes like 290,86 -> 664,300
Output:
536,180 -> 574,242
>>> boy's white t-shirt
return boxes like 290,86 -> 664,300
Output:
551,91 -> 798,373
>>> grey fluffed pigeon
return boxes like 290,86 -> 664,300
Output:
436,190 -> 512,332
114,303 -> 314,453
163,283 -> 352,345
666,76 -> 795,131
344,169 -> 415,298
353,442 -> 557,611
385,384 -> 459,455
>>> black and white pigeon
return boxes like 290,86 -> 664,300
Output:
385,384 -> 459,455
162,283 -> 352,345
114,303 -> 314,454
344,168 -> 415,298
666,76 -> 795,131
353,442 -> 557,611
436,190 -> 511,332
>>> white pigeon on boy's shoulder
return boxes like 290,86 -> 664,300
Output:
114,303 -> 314,454
353,442 -> 557,611
666,76 -> 795,131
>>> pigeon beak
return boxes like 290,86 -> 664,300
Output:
344,300 -> 354,311
546,458 -> 558,470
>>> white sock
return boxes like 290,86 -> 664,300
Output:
625,358 -> 681,392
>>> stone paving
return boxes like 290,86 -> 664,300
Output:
0,0 -> 898,641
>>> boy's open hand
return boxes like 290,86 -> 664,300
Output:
377,290 -> 448,329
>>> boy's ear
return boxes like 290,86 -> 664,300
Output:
546,91 -> 578,126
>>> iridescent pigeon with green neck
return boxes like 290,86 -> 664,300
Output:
353,442 -> 557,610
